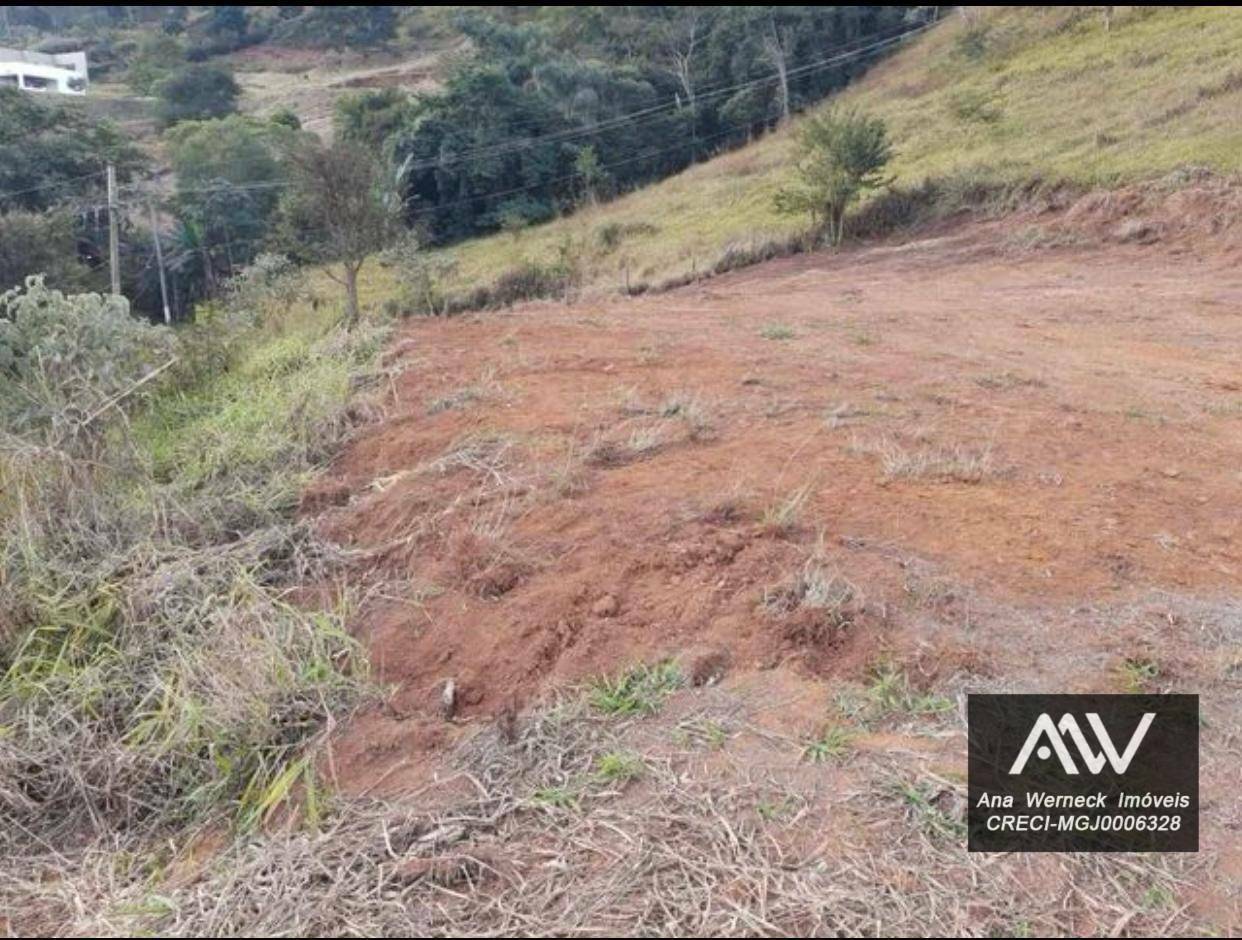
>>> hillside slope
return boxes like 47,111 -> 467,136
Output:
385,6 -> 1242,306
11,8 -> 1242,937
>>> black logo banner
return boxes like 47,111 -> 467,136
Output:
968,694 -> 1198,852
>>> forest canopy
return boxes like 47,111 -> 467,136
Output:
337,6 -> 920,241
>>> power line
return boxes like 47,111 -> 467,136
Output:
0,169 -> 107,205
395,23 -> 932,176
395,17 -> 931,155
118,107 -> 784,277
120,114 -> 771,226
117,25 -> 932,247
2,19 -> 930,212
121,19 -> 933,204
100,18 -> 938,291
122,178 -> 291,199
119,20 -> 931,207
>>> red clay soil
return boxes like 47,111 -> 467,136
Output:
309,218 -> 1242,793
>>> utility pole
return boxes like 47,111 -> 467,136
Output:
147,201 -> 172,324
106,163 -> 121,296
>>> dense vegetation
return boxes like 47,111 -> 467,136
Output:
413,5 -> 1242,307
0,268 -> 387,909
0,5 -> 923,320
0,87 -> 157,302
0,86 -> 143,213
347,6 -> 921,240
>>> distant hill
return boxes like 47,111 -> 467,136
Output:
406,6 -> 1242,304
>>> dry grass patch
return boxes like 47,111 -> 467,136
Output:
759,482 -> 815,536
852,433 -> 1000,484
25,679 -> 1219,937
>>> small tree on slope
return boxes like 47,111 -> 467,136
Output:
774,108 -> 893,246
277,140 -> 402,329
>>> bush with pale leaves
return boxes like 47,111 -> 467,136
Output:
0,276 -> 177,449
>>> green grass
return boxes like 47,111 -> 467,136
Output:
675,717 -> 729,750
588,660 -> 683,716
593,751 -> 646,784
135,319 -> 384,492
864,663 -> 955,718
530,785 -> 580,812
761,324 -> 797,341
361,7 -> 1242,305
802,724 -> 855,764
756,796 -> 798,822
894,779 -> 967,841
0,289 -> 387,856
1117,656 -> 1161,693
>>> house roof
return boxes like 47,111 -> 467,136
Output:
0,47 -> 86,71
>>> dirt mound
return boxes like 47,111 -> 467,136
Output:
1054,170 -> 1242,249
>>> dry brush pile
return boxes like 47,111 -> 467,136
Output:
29,678 -> 1213,937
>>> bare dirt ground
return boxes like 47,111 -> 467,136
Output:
231,44 -> 450,138
299,220 -> 1241,935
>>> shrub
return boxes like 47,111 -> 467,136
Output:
455,260 -> 576,311
222,252 -> 307,330
270,107 -> 303,130
153,64 -> 240,127
0,210 -> 90,293
334,88 -> 410,143
596,220 -> 659,251
381,236 -> 459,316
774,108 -> 894,245
0,277 -> 177,453
126,33 -> 185,95
483,261 -> 571,307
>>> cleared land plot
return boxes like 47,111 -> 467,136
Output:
263,225 -> 1242,935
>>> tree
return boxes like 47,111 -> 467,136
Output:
656,6 -> 709,109
390,63 -> 576,241
126,33 -> 185,95
272,6 -> 398,48
153,65 -> 240,128
165,116 -> 295,281
269,107 -> 302,131
0,211 -> 89,293
774,108 -> 893,245
0,87 -> 145,213
574,145 -> 609,206
348,7 -> 914,244
161,6 -> 187,34
208,5 -> 248,37
760,13 -> 795,124
335,88 -> 411,144
277,140 -> 401,328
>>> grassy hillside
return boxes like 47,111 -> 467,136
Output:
385,6 -> 1242,305
0,276 -> 389,880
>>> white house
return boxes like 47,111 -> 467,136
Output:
0,48 -> 89,95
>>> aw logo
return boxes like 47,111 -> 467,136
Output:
1008,711 -> 1155,775
968,694 -> 1198,853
